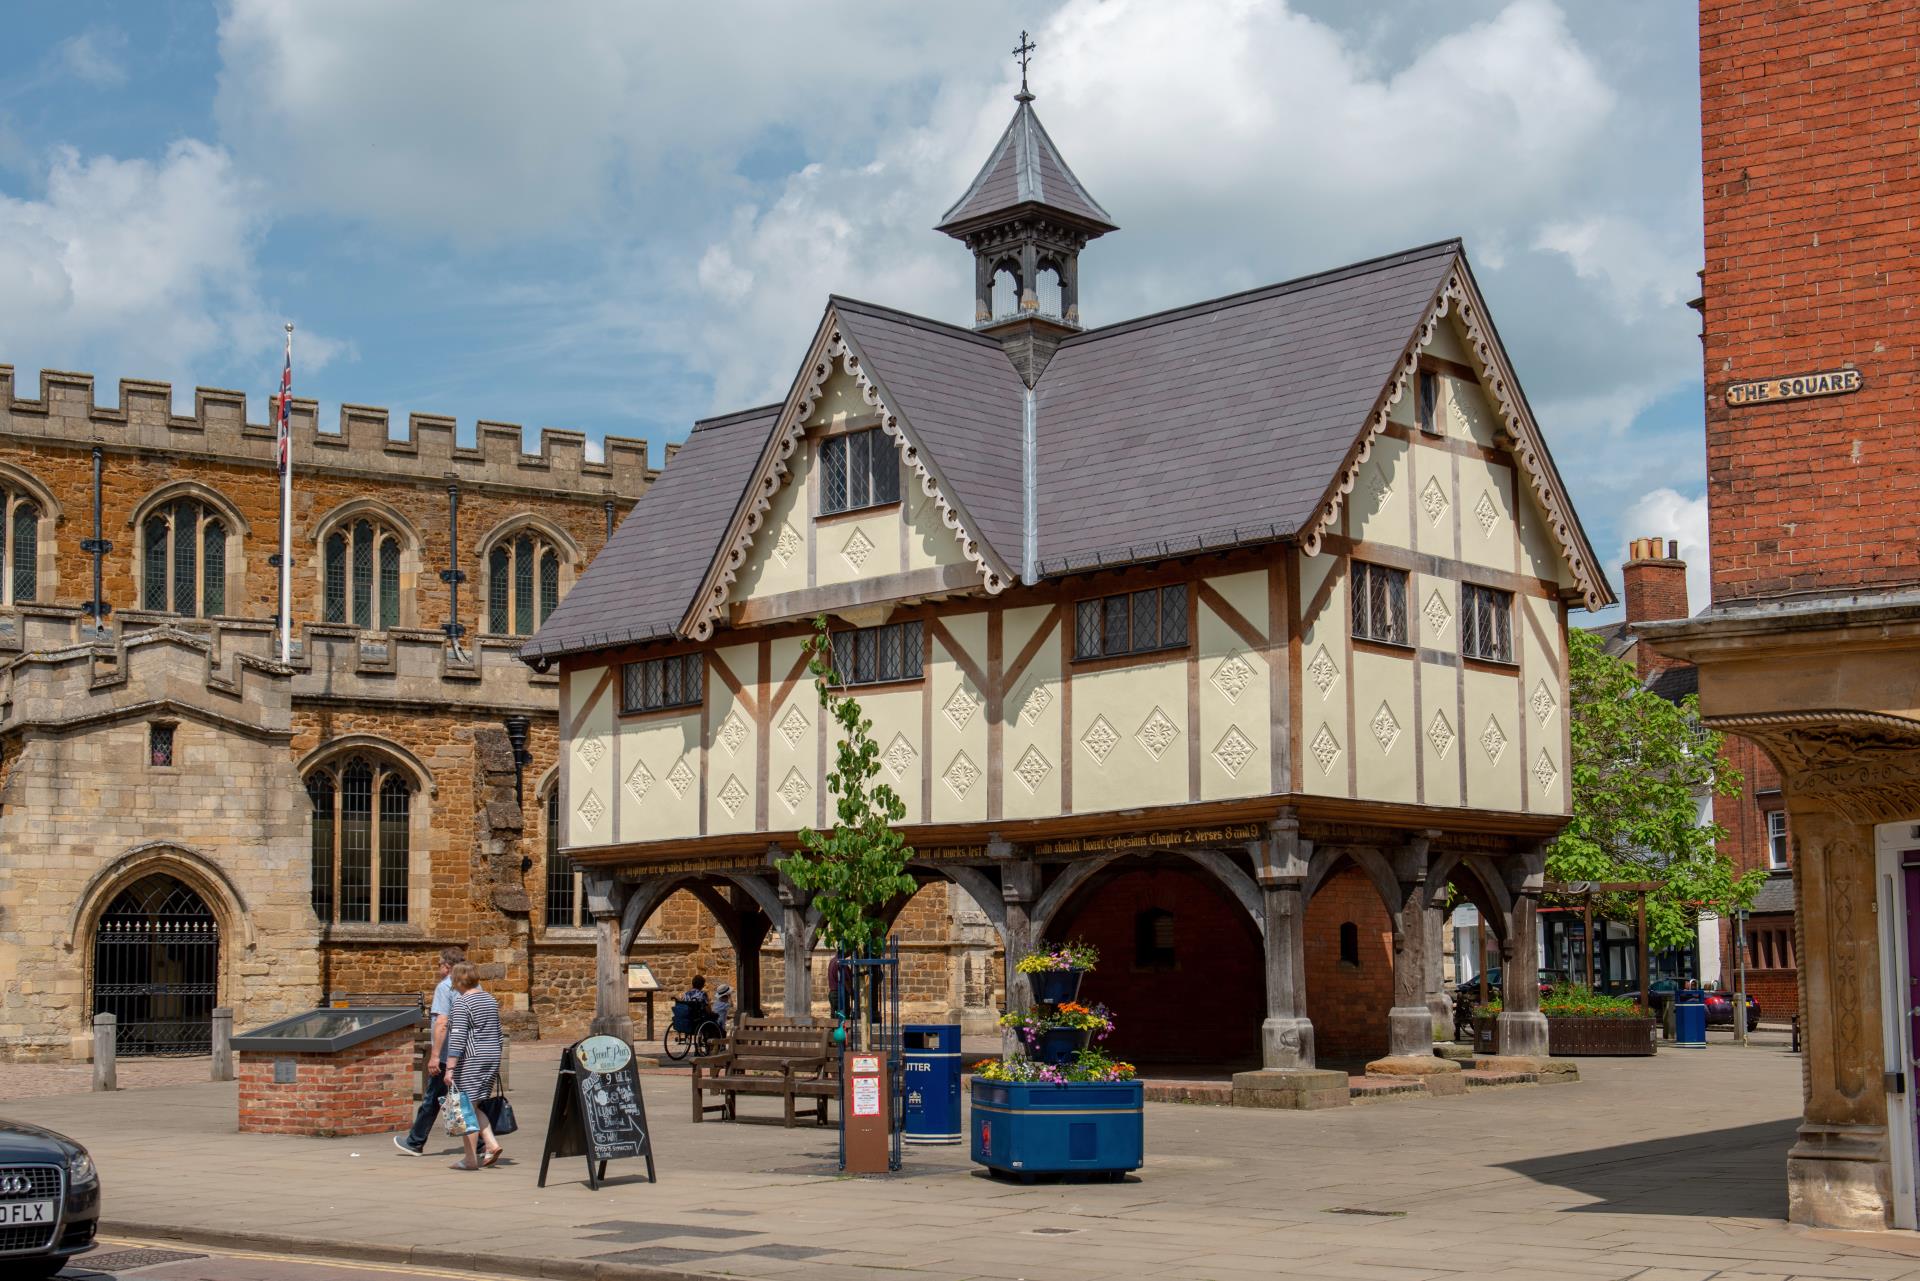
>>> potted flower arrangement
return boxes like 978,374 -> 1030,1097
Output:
1016,940 -> 1099,1006
1474,985 -> 1655,1057
999,1001 -> 1114,1064
970,943 -> 1143,1182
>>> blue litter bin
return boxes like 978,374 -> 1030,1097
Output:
1674,992 -> 1707,1048
902,1024 -> 962,1144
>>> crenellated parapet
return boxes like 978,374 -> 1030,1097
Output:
0,365 -> 652,501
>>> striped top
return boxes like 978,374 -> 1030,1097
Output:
446,987 -> 502,1098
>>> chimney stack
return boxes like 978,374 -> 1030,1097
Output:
1623,537 -> 1689,678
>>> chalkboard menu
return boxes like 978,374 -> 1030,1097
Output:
537,1035 -> 656,1190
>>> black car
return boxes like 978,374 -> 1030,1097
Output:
0,1119 -> 100,1278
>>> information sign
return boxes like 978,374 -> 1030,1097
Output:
537,1039 -> 657,1190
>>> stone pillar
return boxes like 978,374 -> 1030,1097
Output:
1368,835 -> 1462,1084
779,875 -> 814,1020
1497,846 -> 1550,1060
92,1013 -> 116,1092
211,1007 -> 234,1082
1785,805 -> 1893,1230
1232,813 -> 1349,1109
1424,895 -> 1451,1039
584,872 -> 633,1043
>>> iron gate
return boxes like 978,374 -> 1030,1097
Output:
92,874 -> 219,1057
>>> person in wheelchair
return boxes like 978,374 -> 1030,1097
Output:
664,975 -> 726,1060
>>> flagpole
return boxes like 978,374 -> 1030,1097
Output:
279,322 -> 294,665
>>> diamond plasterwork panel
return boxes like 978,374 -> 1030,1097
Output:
1423,591 -> 1451,640
1210,650 -> 1256,704
1136,706 -> 1180,761
943,686 -> 980,731
666,756 -> 696,797
718,711 -> 748,757
1308,646 -> 1340,700
576,735 -> 606,769
1368,467 -> 1392,504
625,760 -> 654,803
1420,476 -> 1449,526
773,522 -> 803,566
1310,724 -> 1342,776
1530,679 -> 1558,726
1212,726 -> 1255,778
883,733 -> 916,781
1481,716 -> 1508,765
841,527 -> 876,571
778,703 -> 810,748
1080,715 -> 1120,765
1533,750 -> 1558,794
1427,711 -> 1455,759
1371,702 -> 1401,754
718,775 -> 749,817
943,752 -> 981,799
577,789 -> 605,829
776,768 -> 809,814
1013,745 -> 1053,794
1474,490 -> 1499,537
1018,682 -> 1053,726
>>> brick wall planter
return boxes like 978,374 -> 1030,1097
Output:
1546,1016 -> 1657,1057
236,1025 -> 417,1136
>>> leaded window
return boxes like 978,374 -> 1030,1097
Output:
1416,370 -> 1440,435
486,531 -> 563,635
0,488 -> 40,604
139,499 -> 228,617
1461,584 -> 1514,663
545,787 -> 582,928
830,620 -> 923,686
820,427 -> 900,516
1073,584 -> 1188,660
322,518 -> 406,629
306,754 -> 412,925
1350,561 -> 1409,646
622,652 -> 704,713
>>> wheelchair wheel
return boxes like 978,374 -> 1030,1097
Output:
663,1027 -> 691,1061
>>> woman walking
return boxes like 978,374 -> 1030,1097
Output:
443,962 -> 505,1170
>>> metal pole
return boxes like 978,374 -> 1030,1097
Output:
440,486 -> 467,657
1636,893 -> 1649,1012
278,322 -> 294,664
1476,915 -> 1487,1005
1736,909 -> 1749,1047
604,500 -> 616,541
1584,895 -> 1594,990
80,446 -> 111,635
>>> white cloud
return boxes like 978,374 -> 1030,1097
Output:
0,140 -> 342,401
57,30 -> 128,88
1619,488 -> 1711,613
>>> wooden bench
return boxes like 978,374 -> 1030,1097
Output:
691,1017 -> 838,1128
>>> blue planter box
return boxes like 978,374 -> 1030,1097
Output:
1024,969 -> 1085,1006
970,1078 -> 1144,1181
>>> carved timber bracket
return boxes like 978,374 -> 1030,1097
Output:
1712,710 -> 1920,824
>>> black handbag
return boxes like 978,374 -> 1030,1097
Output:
479,1086 -> 519,1136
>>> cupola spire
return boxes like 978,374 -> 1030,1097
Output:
936,33 -> 1117,385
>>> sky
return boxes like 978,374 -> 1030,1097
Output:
0,0 -> 1710,618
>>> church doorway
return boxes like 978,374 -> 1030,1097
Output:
92,874 -> 220,1057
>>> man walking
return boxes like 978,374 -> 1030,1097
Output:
395,946 -> 464,1156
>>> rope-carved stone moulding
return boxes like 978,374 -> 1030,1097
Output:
1301,272 -> 1607,612
690,328 -> 1008,641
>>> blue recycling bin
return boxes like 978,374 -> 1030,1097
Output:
902,1024 -> 962,1144
1674,991 -> 1707,1048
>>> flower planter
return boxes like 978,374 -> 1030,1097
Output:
1546,1015 -> 1657,1057
970,1078 -> 1143,1181
1472,1015 -> 1501,1057
1034,1025 -> 1091,1065
1025,969 -> 1085,1006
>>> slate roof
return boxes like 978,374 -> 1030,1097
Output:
935,97 -> 1116,235
1750,875 -> 1796,915
522,403 -> 777,660
1034,241 -> 1457,571
526,237 -> 1596,664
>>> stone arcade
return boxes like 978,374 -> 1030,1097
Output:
528,81 -> 1614,1095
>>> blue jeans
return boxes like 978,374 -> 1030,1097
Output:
404,1071 -> 448,1149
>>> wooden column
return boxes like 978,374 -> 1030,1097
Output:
1382,835 -> 1437,1059
584,873 -> 634,1043
779,875 -> 814,1020
1496,846 -> 1550,1059
999,854 -> 1038,1017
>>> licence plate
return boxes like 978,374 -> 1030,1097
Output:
0,1200 -> 53,1226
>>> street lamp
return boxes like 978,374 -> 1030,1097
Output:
501,712 -> 532,812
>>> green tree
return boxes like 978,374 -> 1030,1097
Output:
1550,628 -> 1763,951
776,615 -> 918,959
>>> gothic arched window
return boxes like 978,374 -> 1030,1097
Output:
487,530 -> 563,636
140,499 -> 228,617
0,487 -> 41,604
544,785 -> 581,928
305,753 -> 413,925
323,517 -> 405,629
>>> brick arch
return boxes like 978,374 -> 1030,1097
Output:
1303,857 -> 1399,1062
66,841 -> 253,955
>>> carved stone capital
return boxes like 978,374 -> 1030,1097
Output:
1713,711 -> 1920,824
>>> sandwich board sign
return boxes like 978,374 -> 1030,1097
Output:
537,1035 -> 656,1190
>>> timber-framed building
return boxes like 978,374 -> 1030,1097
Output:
528,86 -> 1614,1087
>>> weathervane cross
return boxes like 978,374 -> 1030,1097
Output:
1014,30 -> 1035,98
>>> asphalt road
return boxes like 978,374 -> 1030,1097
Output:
56,1238 -> 539,1281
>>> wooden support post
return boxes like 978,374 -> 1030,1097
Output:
1636,894 -> 1649,1012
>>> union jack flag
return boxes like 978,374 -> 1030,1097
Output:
277,329 -> 292,475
